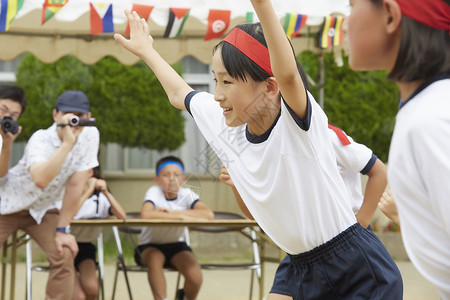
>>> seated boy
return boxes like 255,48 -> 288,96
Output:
134,156 -> 214,300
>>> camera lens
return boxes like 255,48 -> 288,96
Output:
69,116 -> 80,127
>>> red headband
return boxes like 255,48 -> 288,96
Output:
223,27 -> 274,77
396,0 -> 450,35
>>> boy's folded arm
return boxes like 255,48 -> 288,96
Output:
250,0 -> 307,119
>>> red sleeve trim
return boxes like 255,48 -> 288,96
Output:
328,124 -> 351,146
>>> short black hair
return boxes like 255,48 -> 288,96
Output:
214,23 -> 310,89
155,155 -> 184,172
0,84 -> 26,115
389,16 -> 450,82
370,0 -> 450,82
214,23 -> 270,83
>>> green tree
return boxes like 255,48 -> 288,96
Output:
15,55 -> 92,139
298,50 -> 399,162
15,54 -> 185,150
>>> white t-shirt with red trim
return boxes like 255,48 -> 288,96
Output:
328,125 -> 377,214
186,91 -> 356,254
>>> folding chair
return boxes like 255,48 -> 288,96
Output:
111,212 -> 185,300
190,211 -> 262,300
1,231 -> 28,300
25,232 -> 105,300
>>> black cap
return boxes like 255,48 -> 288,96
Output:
55,91 -> 90,114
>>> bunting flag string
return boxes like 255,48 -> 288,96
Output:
318,15 -> 345,48
204,9 -> 231,41
284,13 -> 307,39
0,0 -> 24,31
41,0 -> 68,25
163,7 -> 190,38
2,1 -> 348,46
90,3 -> 113,35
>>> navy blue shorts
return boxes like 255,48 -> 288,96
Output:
270,223 -> 403,300
134,241 -> 192,269
74,242 -> 96,269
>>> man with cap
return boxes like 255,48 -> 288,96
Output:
0,90 -> 99,299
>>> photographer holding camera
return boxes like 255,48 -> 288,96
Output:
0,84 -> 26,177
0,90 -> 99,299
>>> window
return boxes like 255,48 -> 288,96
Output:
0,57 -> 21,84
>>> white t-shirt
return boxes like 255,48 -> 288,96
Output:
328,125 -> 376,214
186,91 -> 356,254
139,186 -> 199,245
0,123 -> 99,224
388,76 -> 450,299
72,192 -> 111,242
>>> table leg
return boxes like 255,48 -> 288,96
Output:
260,239 -> 265,300
1,241 -> 7,300
10,232 -> 17,300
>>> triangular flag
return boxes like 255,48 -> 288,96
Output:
204,9 -> 231,41
0,0 -> 24,31
318,15 -> 345,48
125,4 -> 153,35
284,13 -> 307,39
41,0 -> 68,25
245,11 -> 259,24
90,3 -> 114,35
163,7 -> 190,38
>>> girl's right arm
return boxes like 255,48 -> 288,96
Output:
219,164 -> 254,220
114,10 -> 193,110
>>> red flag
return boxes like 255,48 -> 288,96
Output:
204,9 -> 231,41
125,4 -> 154,35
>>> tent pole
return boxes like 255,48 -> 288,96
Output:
318,53 -> 325,109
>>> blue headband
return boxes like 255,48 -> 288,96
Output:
156,161 -> 184,175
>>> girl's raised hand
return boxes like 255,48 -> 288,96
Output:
114,10 -> 154,59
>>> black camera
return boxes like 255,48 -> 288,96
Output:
68,116 -> 96,127
0,116 -> 19,134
